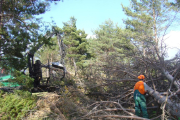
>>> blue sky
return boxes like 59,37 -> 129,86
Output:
40,0 -> 129,35
40,0 -> 179,59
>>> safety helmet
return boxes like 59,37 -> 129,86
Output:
138,75 -> 145,80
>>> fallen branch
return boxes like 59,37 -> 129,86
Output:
90,115 -> 150,120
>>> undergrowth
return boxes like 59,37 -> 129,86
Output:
9,70 -> 34,90
47,85 -> 90,120
0,90 -> 37,120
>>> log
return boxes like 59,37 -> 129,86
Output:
146,85 -> 180,117
162,68 -> 179,89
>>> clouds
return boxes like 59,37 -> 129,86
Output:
86,34 -> 96,39
164,31 -> 180,59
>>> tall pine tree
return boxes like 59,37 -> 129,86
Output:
122,0 -> 178,57
63,17 -> 88,75
88,20 -> 134,78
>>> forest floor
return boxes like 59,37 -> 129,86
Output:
24,84 -> 91,120
25,92 -> 67,120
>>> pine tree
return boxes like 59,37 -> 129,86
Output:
88,20 -> 134,78
89,20 -> 133,62
62,17 -> 88,75
171,0 -> 180,8
122,0 -> 178,57
120,0 -> 180,80
0,0 -> 61,70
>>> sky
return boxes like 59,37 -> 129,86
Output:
40,0 -> 180,59
164,31 -> 180,58
40,0 -> 129,35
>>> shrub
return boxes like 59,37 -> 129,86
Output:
9,70 -> 34,90
0,90 -> 37,120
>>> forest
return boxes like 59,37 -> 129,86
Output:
0,0 -> 180,120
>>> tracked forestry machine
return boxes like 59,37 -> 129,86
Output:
0,30 -> 66,92
27,31 -> 66,92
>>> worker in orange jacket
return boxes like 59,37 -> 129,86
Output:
134,75 -> 148,118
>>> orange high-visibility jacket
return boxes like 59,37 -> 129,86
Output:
134,81 -> 146,95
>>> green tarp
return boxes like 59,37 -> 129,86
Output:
0,75 -> 19,87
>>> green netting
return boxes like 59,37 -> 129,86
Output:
1,81 -> 19,87
0,75 -> 19,87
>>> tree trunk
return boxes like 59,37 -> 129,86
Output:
146,85 -> 180,117
161,68 -> 179,89
73,58 -> 77,76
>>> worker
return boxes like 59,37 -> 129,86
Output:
134,75 -> 148,118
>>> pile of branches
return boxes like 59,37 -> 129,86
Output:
81,49 -> 180,119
